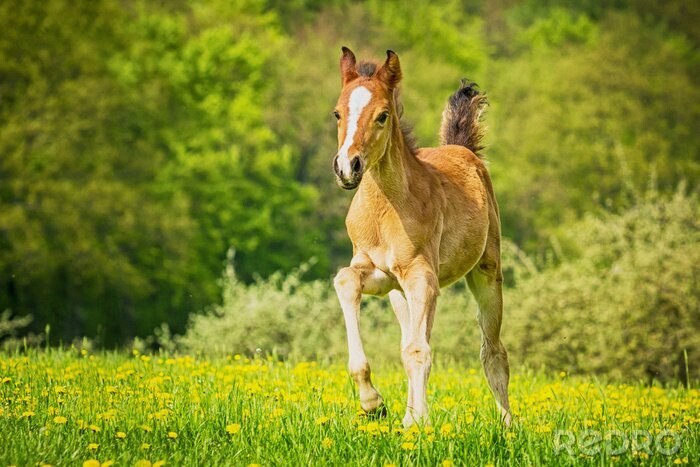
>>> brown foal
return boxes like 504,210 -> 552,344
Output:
332,47 -> 511,427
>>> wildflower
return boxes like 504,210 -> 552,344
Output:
88,443 -> 99,451
134,461 -> 151,467
141,425 -> 153,433
439,423 -> 453,436
322,437 -> 333,449
141,443 -> 151,450
442,461 -> 455,467
83,461 -> 100,467
153,462 -> 165,467
559,371 -> 567,378
101,461 -> 114,467
21,411 -> 35,418
167,431 -> 178,439
53,416 -> 67,424
89,425 -> 100,432
315,416 -> 330,426
116,431 -> 127,439
401,442 -> 415,450
226,423 -> 241,434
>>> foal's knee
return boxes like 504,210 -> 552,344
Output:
402,341 -> 432,368
334,267 -> 361,300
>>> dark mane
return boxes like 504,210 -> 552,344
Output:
357,61 -> 378,78
393,88 -> 417,156
400,121 -> 418,156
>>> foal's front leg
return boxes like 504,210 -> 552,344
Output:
334,259 -> 386,414
397,263 -> 439,427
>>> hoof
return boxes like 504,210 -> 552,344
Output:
402,411 -> 428,429
360,392 -> 385,416
365,403 -> 388,419
502,409 -> 512,427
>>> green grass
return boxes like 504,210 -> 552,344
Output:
0,349 -> 698,466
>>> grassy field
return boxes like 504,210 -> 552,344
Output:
0,350 -> 698,466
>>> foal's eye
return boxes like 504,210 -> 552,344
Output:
376,112 -> 389,124
333,111 -> 341,120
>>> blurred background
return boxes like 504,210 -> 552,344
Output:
0,0 -> 698,382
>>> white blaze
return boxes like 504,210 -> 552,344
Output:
338,86 -> 372,175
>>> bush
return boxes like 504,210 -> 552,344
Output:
177,186 -> 699,383
505,185 -> 700,383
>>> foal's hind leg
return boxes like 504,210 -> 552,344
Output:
466,261 -> 512,426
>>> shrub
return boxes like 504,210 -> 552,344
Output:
177,186 -> 699,383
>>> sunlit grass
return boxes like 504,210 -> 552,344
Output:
0,350 -> 698,466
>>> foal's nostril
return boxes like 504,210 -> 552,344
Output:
333,155 -> 340,175
351,156 -> 363,175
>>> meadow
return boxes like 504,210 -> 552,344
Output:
1,350 -> 698,466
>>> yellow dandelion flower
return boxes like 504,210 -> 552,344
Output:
21,411 -> 35,418
439,423 -> 453,436
141,443 -> 151,450
442,460 -> 455,467
401,442 -> 415,451
116,431 -> 127,439
321,437 -> 333,449
315,416 -> 330,426
384,464 -> 397,467
167,431 -> 178,439
83,461 -> 100,467
140,425 -> 153,432
153,461 -> 165,467
87,443 -> 99,451
226,423 -> 241,434
272,408 -> 284,417
53,416 -> 67,424
134,461 -> 152,467
89,425 -> 100,432
101,460 -> 114,467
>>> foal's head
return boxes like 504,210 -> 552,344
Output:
332,47 -> 402,189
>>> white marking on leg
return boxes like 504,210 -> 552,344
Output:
338,86 -> 372,175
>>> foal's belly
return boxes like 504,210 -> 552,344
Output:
436,213 -> 490,287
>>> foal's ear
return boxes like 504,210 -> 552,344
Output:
340,46 -> 358,85
378,50 -> 402,89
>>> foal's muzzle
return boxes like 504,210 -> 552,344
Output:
333,154 -> 364,190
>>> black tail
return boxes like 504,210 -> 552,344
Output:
439,79 -> 487,157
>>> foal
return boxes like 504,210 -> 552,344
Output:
332,47 -> 511,427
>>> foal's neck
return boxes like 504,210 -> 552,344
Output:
363,119 -> 418,201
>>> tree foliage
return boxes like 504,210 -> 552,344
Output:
0,0 -> 697,346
